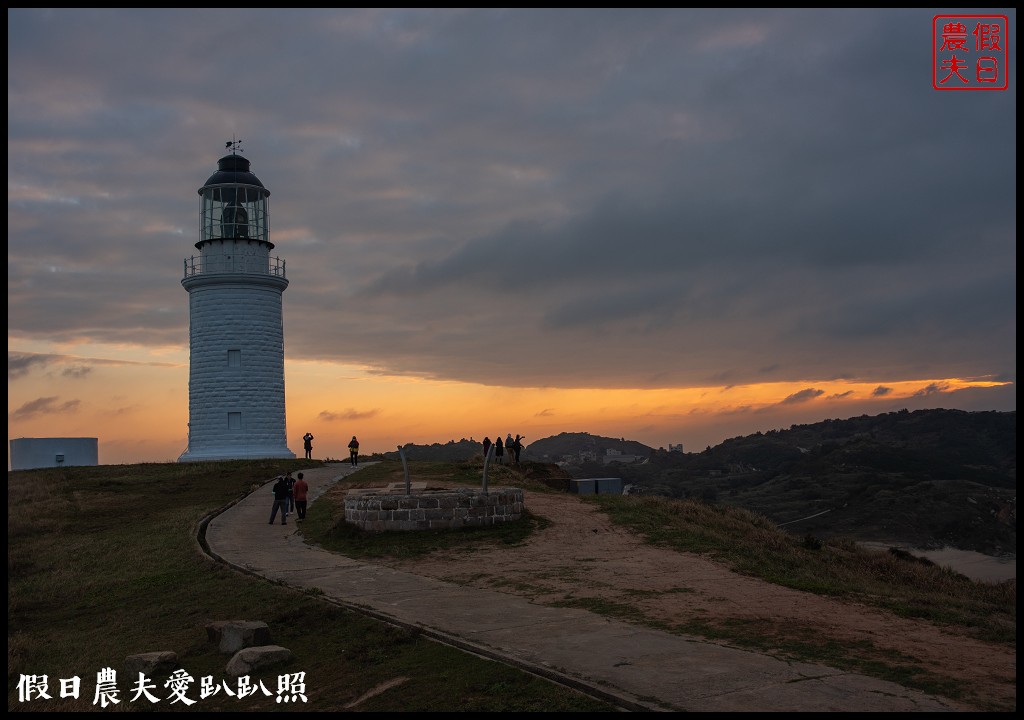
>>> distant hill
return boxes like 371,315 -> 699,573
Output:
520,432 -> 654,463
372,410 -> 1015,556
380,432 -> 656,464
381,438 -> 481,462
577,409 -> 1015,556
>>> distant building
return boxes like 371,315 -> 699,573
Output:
579,449 -> 598,462
603,448 -> 645,464
10,437 -> 98,470
668,443 -> 684,453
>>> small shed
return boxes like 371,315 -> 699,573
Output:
9,437 -> 99,471
570,477 -> 624,495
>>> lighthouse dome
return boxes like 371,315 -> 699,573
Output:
200,154 -> 268,194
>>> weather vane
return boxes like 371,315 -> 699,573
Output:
225,135 -> 243,154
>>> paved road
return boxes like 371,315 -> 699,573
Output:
202,464 -> 967,712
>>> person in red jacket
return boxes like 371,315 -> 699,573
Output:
292,472 -> 309,520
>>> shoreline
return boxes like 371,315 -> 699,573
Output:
859,542 -> 1015,583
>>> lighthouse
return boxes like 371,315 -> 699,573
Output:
178,145 -> 295,462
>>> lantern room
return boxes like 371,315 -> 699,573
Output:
197,153 -> 272,249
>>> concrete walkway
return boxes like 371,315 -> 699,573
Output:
202,464 -> 967,712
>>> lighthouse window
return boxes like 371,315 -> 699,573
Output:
227,349 -> 241,367
228,412 -> 242,430
222,203 -> 249,238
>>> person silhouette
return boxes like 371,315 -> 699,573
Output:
303,432 -> 314,460
348,436 -> 360,466
268,475 -> 289,525
513,434 -> 524,464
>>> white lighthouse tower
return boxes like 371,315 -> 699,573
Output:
178,145 -> 295,462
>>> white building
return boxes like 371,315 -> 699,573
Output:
10,437 -> 98,471
603,448 -> 644,464
178,149 -> 295,462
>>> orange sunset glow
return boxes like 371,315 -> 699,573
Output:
7,340 -> 1010,467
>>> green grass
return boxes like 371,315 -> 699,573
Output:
9,458 -> 1016,712
7,460 -> 616,713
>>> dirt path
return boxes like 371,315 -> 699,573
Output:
376,488 -> 1016,712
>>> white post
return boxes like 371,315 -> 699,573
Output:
482,444 -> 495,494
398,446 -> 410,495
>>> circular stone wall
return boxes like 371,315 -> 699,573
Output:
344,487 -> 524,532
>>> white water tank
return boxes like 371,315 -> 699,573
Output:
10,437 -> 98,470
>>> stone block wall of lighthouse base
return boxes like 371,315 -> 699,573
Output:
178,279 -> 294,462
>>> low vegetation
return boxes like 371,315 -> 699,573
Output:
368,410 -> 1018,557
7,460 -> 615,713
304,459 -> 1016,709
639,411 -> 1016,552
309,460 -> 1015,644
9,456 -> 1015,712
588,494 -> 1015,644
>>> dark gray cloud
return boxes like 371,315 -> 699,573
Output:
7,9 -> 1016,394
8,352 -> 178,382
9,353 -> 54,379
780,388 -> 826,405
913,382 -> 951,397
318,408 -> 382,422
10,397 -> 82,420
61,366 -> 93,379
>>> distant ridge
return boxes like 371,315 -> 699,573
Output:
581,409 -> 1016,557
377,409 -> 1016,556
520,432 -> 654,462
381,438 -> 481,462
379,432 -> 655,463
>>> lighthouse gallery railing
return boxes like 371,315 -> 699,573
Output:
183,254 -> 286,278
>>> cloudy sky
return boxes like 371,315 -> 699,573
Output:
8,8 -> 1016,465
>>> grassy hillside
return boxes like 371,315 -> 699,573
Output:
577,409 -> 1017,555
304,460 -> 1014,641
389,410 -> 1016,557
7,459 -> 615,712
305,459 -> 1015,710
8,456 -> 1015,711
521,432 -> 654,461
